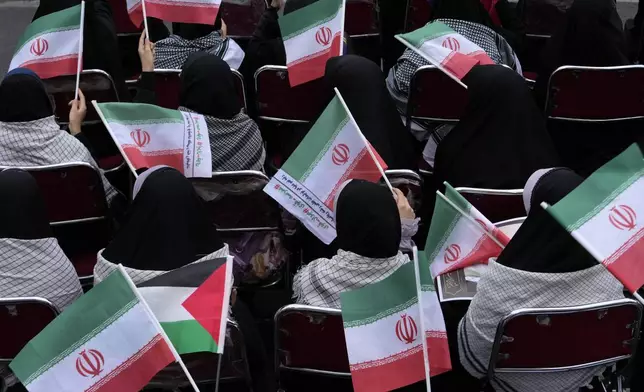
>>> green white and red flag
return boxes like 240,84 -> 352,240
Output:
395,21 -> 494,87
264,92 -> 387,244
94,102 -> 212,178
278,0 -> 345,87
138,257 -> 233,355
424,184 -> 507,278
545,143 -> 644,293
8,3 -> 83,79
127,0 -> 221,27
9,269 -> 175,392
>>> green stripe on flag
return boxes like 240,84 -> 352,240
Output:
282,96 -> 349,181
444,183 -> 472,214
15,4 -> 82,52
340,263 -> 417,326
549,143 -> 644,231
425,195 -> 460,262
10,271 -> 138,384
278,0 -> 343,41
397,21 -> 453,49
162,320 -> 218,354
97,102 -> 184,125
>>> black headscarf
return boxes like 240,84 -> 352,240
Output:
323,55 -> 417,170
434,65 -> 560,189
0,169 -> 52,240
172,11 -> 223,40
0,69 -> 53,122
102,167 -> 223,271
497,168 -> 597,273
431,0 -> 495,26
335,180 -> 401,258
180,52 -> 241,119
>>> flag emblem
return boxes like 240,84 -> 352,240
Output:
475,218 -> 488,231
441,37 -> 460,51
315,26 -> 333,46
75,349 -> 104,378
395,314 -> 418,344
444,244 -> 461,264
130,129 -> 151,148
29,38 -> 49,57
609,205 -> 637,231
332,143 -> 350,165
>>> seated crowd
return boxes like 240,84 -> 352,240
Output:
2,0 -> 644,390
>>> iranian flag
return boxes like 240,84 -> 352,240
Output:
138,257 -> 233,354
8,4 -> 83,79
279,0 -> 345,87
9,269 -> 175,392
127,0 -> 221,27
94,102 -> 212,178
395,21 -> 494,86
264,92 -> 387,244
424,183 -> 507,278
546,143 -> 644,293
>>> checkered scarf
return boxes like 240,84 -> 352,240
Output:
154,32 -> 245,70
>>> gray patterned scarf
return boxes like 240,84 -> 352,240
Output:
154,31 -> 245,70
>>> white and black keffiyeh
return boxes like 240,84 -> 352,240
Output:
154,32 -> 245,70
0,116 -> 119,203
458,260 -> 624,392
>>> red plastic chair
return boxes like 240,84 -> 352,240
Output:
545,65 -> 644,122
487,299 -> 643,391
0,297 -> 59,364
455,187 -> 524,223
220,0 -> 267,38
404,0 -> 432,33
345,0 -> 378,37
107,0 -> 141,35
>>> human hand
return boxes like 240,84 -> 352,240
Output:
138,31 -> 155,72
68,89 -> 86,136
220,19 -> 228,38
271,0 -> 285,10
393,188 -> 415,220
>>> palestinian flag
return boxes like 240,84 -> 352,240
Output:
8,4 -> 83,79
10,270 -> 174,392
264,94 -> 387,245
279,0 -> 344,87
424,184 -> 506,278
395,21 -> 494,84
94,102 -> 212,178
138,257 -> 233,354
127,0 -> 221,27
546,143 -> 644,293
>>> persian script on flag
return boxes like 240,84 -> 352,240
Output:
94,102 -> 212,178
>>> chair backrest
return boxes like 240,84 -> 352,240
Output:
219,0 -> 266,37
345,0 -> 378,37
455,187 -> 524,223
488,299 -> 642,379
404,0 -> 432,32
545,65 -> 644,122
494,217 -> 526,239
407,65 -> 468,128
518,0 -> 571,37
0,297 -> 59,362
255,65 -> 329,123
274,304 -> 351,377
107,0 -> 142,35
384,169 -> 423,213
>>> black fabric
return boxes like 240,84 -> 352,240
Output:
335,180 -> 401,258
323,55 -> 418,170
0,69 -> 53,122
172,11 -> 222,40
147,17 -> 170,42
180,52 -> 241,119
434,65 -> 559,189
0,169 -> 52,240
102,167 -> 223,271
431,0 -> 495,26
497,168 -> 597,273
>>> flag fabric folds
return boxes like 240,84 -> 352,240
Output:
264,94 -> 387,244
546,143 -> 644,293
8,4 -> 83,79
138,257 -> 233,355
127,0 -> 221,27
395,21 -> 494,85
94,102 -> 212,178
9,269 -> 175,392
278,0 -> 345,87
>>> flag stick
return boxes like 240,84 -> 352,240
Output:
436,191 -> 505,249
117,265 -> 202,392
339,0 -> 347,56
141,0 -> 150,40
394,35 -> 468,89
540,203 -> 644,306
92,101 -> 140,180
412,246 -> 433,392
214,354 -> 223,392
333,87 -> 395,194
74,1 -> 86,101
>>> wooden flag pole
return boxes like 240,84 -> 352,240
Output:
412,246 -> 432,392
142,0 -> 150,40
74,1 -> 86,101
333,87 -> 395,194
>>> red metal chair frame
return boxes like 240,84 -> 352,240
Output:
454,187 -> 524,223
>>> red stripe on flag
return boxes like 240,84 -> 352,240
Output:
128,3 -> 144,27
19,56 -> 78,79
350,345 -> 426,392
426,333 -> 452,377
603,227 -> 644,292
440,50 -> 482,80
88,334 -> 174,392
122,146 -> 184,173
145,1 -> 219,25
287,33 -> 342,87
442,236 -> 501,275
